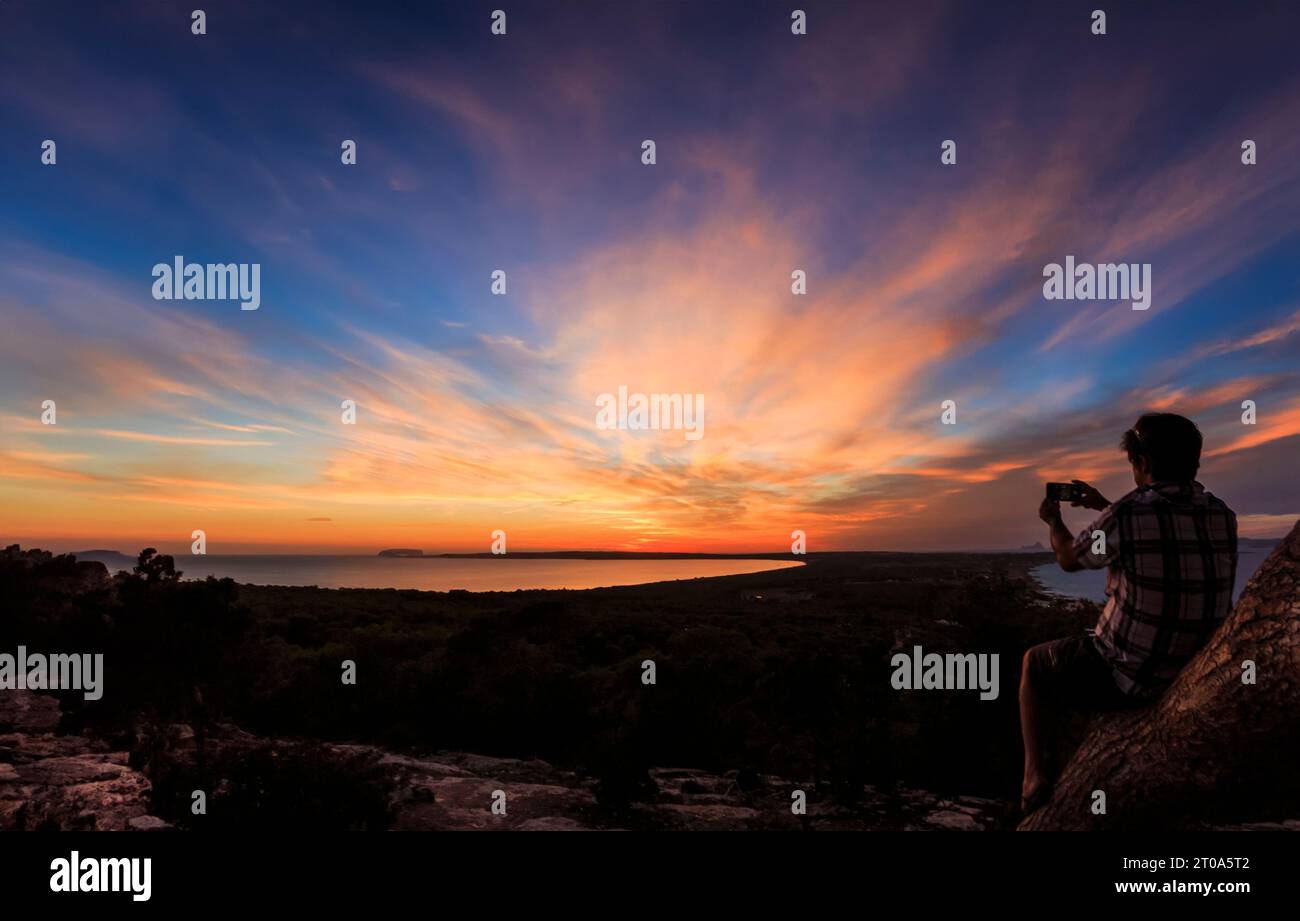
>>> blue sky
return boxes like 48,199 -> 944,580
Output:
1,0 -> 1298,553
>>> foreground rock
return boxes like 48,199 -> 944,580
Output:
2,691 -> 1010,830
0,691 -> 158,831
333,747 -> 1010,831
140,719 -> 1013,830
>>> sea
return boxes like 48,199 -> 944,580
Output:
1031,549 -> 1273,604
78,554 -> 805,592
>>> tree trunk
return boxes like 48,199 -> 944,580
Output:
1019,518 -> 1300,830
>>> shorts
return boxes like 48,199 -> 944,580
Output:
1024,634 -> 1139,711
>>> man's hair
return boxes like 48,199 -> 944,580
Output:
1121,413 -> 1203,482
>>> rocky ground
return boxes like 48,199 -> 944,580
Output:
359,748 -> 1010,831
0,691 -> 156,831
1,689 -> 1011,831
7,689 -> 1293,831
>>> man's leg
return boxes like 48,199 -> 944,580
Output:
1020,646 -> 1053,810
1020,635 -> 1112,811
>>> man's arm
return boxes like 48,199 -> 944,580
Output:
1037,480 -> 1116,573
1039,498 -> 1084,571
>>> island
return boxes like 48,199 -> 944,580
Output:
377,549 -> 425,557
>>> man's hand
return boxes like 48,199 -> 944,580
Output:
1070,479 -> 1110,511
1038,496 -> 1061,524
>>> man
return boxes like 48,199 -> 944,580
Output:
1020,412 -> 1237,813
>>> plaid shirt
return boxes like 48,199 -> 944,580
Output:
1071,481 -> 1237,698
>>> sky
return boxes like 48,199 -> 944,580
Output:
1,0 -> 1298,554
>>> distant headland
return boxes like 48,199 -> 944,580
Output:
376,548 -> 804,560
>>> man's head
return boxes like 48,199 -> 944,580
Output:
1120,413 -> 1203,486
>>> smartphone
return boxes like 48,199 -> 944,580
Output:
1045,482 -> 1083,502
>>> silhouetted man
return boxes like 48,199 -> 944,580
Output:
1020,412 -> 1237,813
